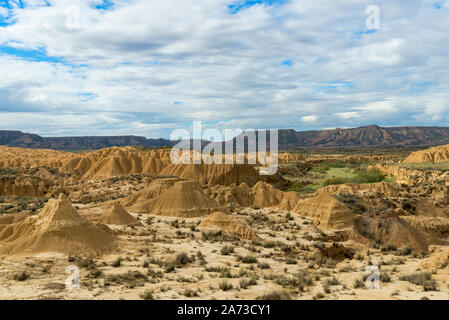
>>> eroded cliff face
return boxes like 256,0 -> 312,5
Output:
403,144 -> 449,163
275,125 -> 449,148
370,163 -> 449,186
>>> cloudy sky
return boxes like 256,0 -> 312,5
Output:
0,0 -> 448,138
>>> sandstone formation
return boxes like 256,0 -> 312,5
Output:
403,144 -> 449,163
92,202 -> 142,226
130,181 -> 227,217
198,211 -> 259,240
293,192 -> 355,230
318,182 -> 399,197
0,194 -> 117,256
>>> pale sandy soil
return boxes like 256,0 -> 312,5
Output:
1,208 -> 447,300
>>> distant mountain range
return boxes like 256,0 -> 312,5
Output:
1,125 -> 449,151
0,130 -> 176,150
276,125 -> 449,148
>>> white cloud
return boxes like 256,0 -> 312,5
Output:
301,115 -> 318,123
335,112 -> 360,119
356,100 -> 398,113
0,7 -> 8,18
425,99 -> 449,121
0,0 -> 448,137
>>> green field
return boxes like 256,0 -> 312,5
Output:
285,160 -> 386,194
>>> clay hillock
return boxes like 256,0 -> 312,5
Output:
122,177 -> 180,208
403,144 -> 449,163
252,181 -> 287,208
159,162 -> 260,186
0,146 -> 72,169
203,181 -> 302,210
371,163 -> 447,185
318,182 -> 399,197
353,211 -> 432,252
277,191 -> 303,211
129,181 -> 227,217
419,246 -> 449,269
0,194 -> 117,256
60,147 -> 171,179
204,183 -> 254,207
293,192 -> 355,230
198,211 -> 259,240
91,202 -> 142,226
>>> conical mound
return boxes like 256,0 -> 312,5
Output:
93,202 -> 142,226
136,181 -> 227,217
354,212 -> 431,252
123,177 -> 180,208
252,181 -> 287,208
293,192 -> 355,230
278,191 -> 302,211
0,194 -> 117,256
198,212 -> 259,240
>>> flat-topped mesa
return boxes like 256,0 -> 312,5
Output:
0,193 -> 117,256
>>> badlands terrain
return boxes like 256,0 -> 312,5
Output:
1,145 -> 449,300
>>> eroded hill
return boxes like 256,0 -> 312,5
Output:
0,145 -> 448,300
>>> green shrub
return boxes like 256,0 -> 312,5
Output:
140,289 -> 154,300
175,252 -> 189,265
239,277 -> 257,289
380,272 -> 391,283
218,280 -> 233,291
335,194 -> 367,214
323,177 -> 347,186
400,272 -> 437,291
256,291 -> 291,300
353,278 -> 365,289
351,169 -> 385,184
221,246 -> 235,255
13,271 -> 29,281
241,255 -> 258,264
111,257 -> 122,268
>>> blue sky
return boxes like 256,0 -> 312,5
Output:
0,0 -> 448,137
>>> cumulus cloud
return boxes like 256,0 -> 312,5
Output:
301,115 -> 318,123
0,0 -> 448,137
335,112 -> 360,119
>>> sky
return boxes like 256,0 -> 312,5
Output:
0,0 -> 448,138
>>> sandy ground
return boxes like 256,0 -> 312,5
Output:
0,207 -> 448,300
